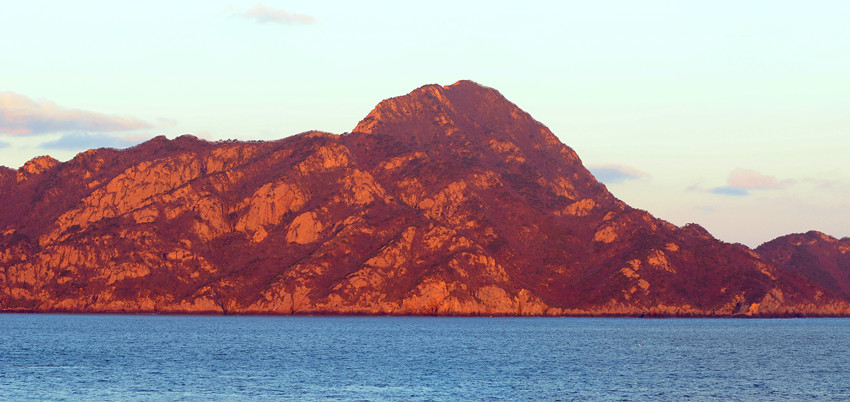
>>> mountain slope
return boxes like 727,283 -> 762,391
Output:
757,231 -> 850,299
2,81 -> 848,316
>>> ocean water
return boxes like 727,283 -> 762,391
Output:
1,315 -> 848,401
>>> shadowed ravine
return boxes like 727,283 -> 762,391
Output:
1,81 -> 848,316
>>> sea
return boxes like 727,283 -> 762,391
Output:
1,315 -> 848,401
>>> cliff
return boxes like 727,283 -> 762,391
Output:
2,80 -> 848,316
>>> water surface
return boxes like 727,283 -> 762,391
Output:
1,315 -> 848,400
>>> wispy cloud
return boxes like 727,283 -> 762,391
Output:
708,168 -> 793,196
589,164 -> 647,184
0,91 -> 152,135
727,168 -> 792,190
709,186 -> 749,196
238,3 -> 317,25
802,177 -> 842,190
39,132 -> 146,150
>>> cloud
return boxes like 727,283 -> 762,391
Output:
0,91 -> 152,135
802,177 -> 842,190
0,140 -> 9,149
589,164 -> 647,184
39,132 -> 146,150
709,186 -> 749,196
239,3 -> 317,25
708,168 -> 793,196
727,168 -> 792,190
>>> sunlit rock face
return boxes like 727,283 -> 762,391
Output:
1,81 -> 849,316
757,231 -> 850,300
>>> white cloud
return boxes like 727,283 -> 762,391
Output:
239,3 -> 317,25
0,91 -> 151,135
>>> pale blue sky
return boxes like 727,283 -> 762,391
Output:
1,1 -> 848,246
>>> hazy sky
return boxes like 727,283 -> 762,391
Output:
2,1 -> 848,247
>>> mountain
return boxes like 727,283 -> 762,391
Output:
757,231 -> 850,299
1,80 -> 848,316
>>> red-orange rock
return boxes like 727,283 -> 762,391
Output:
757,231 -> 850,299
1,81 -> 848,316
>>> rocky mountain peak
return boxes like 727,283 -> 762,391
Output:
353,82 -> 467,137
19,155 -> 59,174
350,80 -> 595,203
1,81 -> 849,317
757,231 -> 850,298
353,80 -> 562,152
16,155 -> 60,182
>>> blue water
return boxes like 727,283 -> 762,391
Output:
1,315 -> 848,400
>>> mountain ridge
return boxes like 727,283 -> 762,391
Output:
1,81 -> 848,316
756,231 -> 850,299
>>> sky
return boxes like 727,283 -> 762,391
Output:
1,1 -> 848,247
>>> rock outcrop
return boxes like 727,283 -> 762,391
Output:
1,80 -> 848,316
